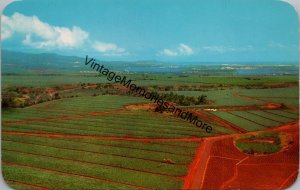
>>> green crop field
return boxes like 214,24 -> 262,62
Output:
161,86 -> 299,108
2,75 -> 106,87
238,87 -> 299,108
211,111 -> 266,131
3,74 -> 298,88
135,75 -> 298,86
234,132 -> 282,155
165,89 -> 262,107
2,74 -> 299,190
2,95 -> 212,190
211,109 -> 298,132
230,111 -> 282,128
2,96 -> 146,122
265,110 -> 299,120
238,86 -> 299,98
246,110 -> 293,123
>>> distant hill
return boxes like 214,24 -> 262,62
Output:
1,50 -> 85,74
1,50 -> 298,75
1,50 -> 173,74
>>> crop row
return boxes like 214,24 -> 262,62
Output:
212,109 -> 298,132
3,140 -> 188,176
2,95 -> 146,121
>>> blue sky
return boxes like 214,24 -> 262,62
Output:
1,0 -> 299,63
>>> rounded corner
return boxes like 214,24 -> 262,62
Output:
0,174 -> 16,190
278,0 -> 300,26
1,0 -> 19,17
283,170 -> 299,190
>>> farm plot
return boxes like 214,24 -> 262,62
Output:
238,87 -> 299,108
2,95 -> 147,122
141,75 -> 298,86
211,108 -> 298,132
2,95 -> 209,190
165,89 -> 263,107
264,110 -> 299,120
211,111 -> 266,131
246,110 -> 293,123
229,111 -> 282,128
2,137 -> 193,190
3,109 -> 224,138
3,75 -> 298,88
2,75 -> 110,87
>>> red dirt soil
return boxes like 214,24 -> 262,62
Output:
113,86 -> 129,90
183,121 -> 299,190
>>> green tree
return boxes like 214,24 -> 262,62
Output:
197,95 -> 207,104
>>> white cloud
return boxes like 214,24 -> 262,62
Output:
159,43 -> 193,57
2,12 -> 129,56
92,41 -> 126,56
1,16 -> 13,40
2,12 -> 89,49
178,43 -> 193,55
160,49 -> 178,56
